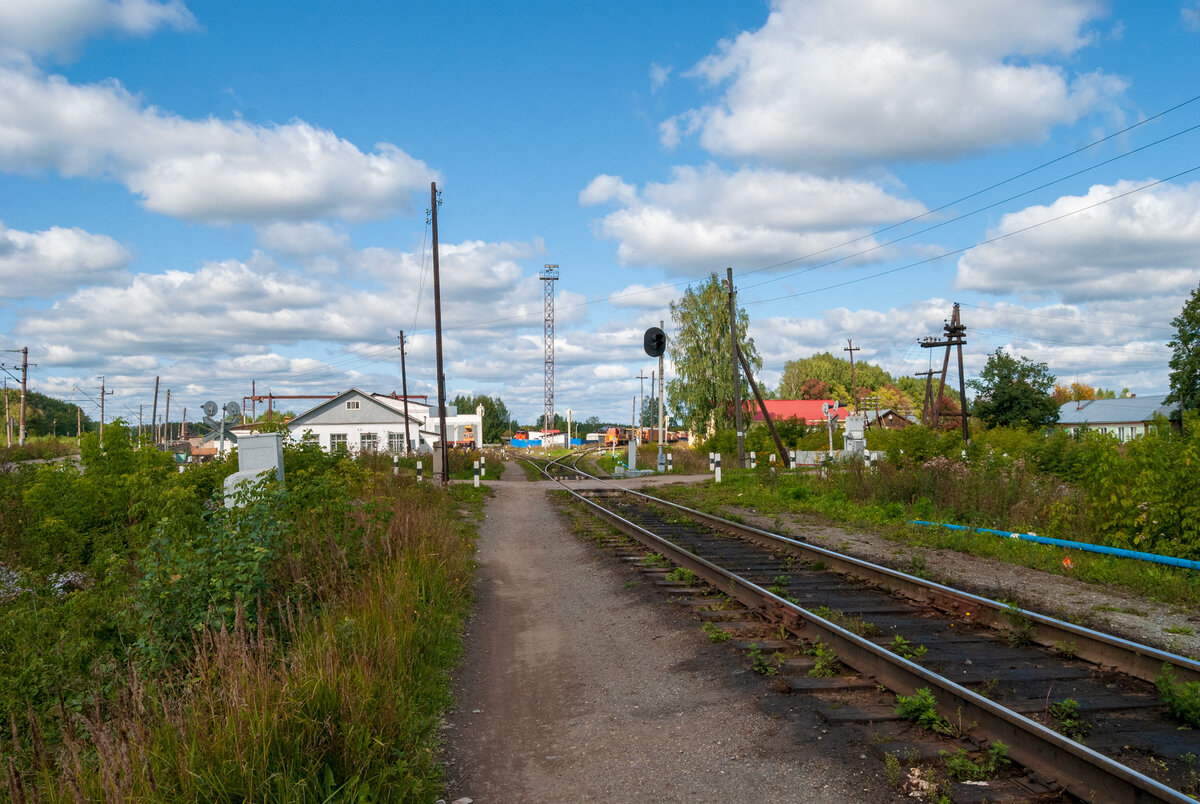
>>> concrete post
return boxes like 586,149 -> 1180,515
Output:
393,455 -> 399,476
417,460 -> 423,483
474,460 -> 480,488
715,453 -> 722,484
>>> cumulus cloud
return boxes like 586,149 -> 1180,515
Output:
257,222 -> 350,259
584,164 -> 926,272
0,68 -> 433,223
649,62 -> 671,93
608,282 -> 678,310
956,180 -> 1200,303
0,0 -> 196,62
666,0 -> 1125,167
0,220 -> 130,297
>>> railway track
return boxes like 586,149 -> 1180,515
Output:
529,460 -> 1200,803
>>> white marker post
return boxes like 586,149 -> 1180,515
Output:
393,455 -> 399,476
481,454 -> 486,477
417,460 -> 423,483
474,460 -> 480,488
715,452 -> 722,484
667,452 -> 673,472
750,451 -> 756,469
708,452 -> 714,472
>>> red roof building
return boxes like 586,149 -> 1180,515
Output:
749,400 -> 849,426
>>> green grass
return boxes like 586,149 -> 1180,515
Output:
5,471 -> 481,802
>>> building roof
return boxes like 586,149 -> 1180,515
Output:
750,400 -> 850,425
1055,394 -> 1176,425
287,388 -> 423,430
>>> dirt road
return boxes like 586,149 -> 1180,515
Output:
440,471 -> 894,802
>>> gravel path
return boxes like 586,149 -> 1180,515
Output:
440,472 -> 899,802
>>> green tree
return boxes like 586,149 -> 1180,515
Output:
450,394 -> 512,444
1166,281 -> 1200,424
666,272 -> 760,434
968,349 -> 1058,430
778,352 -> 895,404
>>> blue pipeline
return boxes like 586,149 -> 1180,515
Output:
909,520 -> 1200,571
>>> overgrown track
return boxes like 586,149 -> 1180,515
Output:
518,449 -> 610,481
529,460 -> 1200,803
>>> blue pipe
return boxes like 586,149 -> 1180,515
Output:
909,520 -> 1200,571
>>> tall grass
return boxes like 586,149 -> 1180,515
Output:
3,449 -> 480,802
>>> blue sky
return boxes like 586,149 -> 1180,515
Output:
1,0 -> 1199,427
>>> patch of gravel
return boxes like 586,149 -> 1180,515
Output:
733,508 -> 1200,659
440,478 -> 902,802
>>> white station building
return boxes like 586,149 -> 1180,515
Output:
285,388 -> 483,454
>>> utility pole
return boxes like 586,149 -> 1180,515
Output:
916,369 -> 936,425
151,376 -> 159,445
3,379 -> 9,447
18,347 -> 27,447
164,388 -> 171,443
430,181 -> 449,484
636,369 -> 649,429
399,331 -> 412,454
844,339 -> 861,411
920,303 -> 969,442
251,380 -> 256,423
76,406 -> 81,439
98,377 -> 112,440
138,404 -> 143,438
726,268 -> 745,467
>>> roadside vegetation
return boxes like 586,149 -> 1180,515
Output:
0,426 -> 479,801
662,414 -> 1200,607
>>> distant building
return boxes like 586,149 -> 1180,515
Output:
286,388 -> 482,454
748,400 -> 850,426
1054,394 -> 1177,442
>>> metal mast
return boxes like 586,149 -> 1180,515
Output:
541,264 -> 559,432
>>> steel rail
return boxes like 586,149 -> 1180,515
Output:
583,469 -> 1200,689
530,461 -> 1194,803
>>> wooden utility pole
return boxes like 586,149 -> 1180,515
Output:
735,342 -> 791,468
399,331 -> 412,455
181,407 -> 187,439
726,267 -> 745,467
98,377 -> 112,440
19,347 -> 27,447
844,339 -> 861,411
920,303 -> 969,441
430,181 -> 449,484
164,389 -> 171,443
138,404 -> 143,438
636,369 -> 649,428
151,376 -> 159,445
916,369 -> 936,425
76,406 -> 81,439
251,380 -> 256,423
3,379 -> 9,447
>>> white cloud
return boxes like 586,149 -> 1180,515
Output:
956,180 -> 1200,303
649,62 -> 672,93
608,282 -> 678,310
0,220 -> 130,297
0,0 -> 196,62
257,222 -> 349,258
1184,2 -> 1200,32
667,0 -> 1124,167
584,164 -> 925,272
0,68 -> 433,223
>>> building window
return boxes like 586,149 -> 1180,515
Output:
346,400 -> 360,410
301,430 -> 318,443
1118,427 -> 1126,441
388,432 -> 406,453
330,433 -> 348,453
360,433 -> 378,453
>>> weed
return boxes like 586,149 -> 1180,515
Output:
888,634 -> 928,661
640,552 -> 669,568
1164,625 -> 1195,636
894,688 -> 949,732
939,707 -> 978,739
977,677 -> 1000,699
702,621 -> 731,643
884,753 -> 903,788
907,555 -> 929,579
748,645 -> 781,676
1049,698 -> 1092,742
808,641 -> 841,677
1001,600 -> 1036,647
1052,640 -> 1077,659
813,605 -> 880,637
940,741 -> 1011,782
1157,664 -> 1200,726
1092,604 -> 1148,616
665,566 -> 697,586
623,579 -> 638,589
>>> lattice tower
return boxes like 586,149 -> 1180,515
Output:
541,265 -> 559,432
